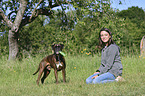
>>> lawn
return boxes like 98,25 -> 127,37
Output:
0,54 -> 145,96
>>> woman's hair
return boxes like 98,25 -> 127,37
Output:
98,28 -> 115,48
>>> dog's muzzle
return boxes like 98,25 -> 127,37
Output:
56,51 -> 59,54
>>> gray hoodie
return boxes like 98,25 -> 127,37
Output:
96,44 -> 123,77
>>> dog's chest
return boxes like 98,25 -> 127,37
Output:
55,61 -> 63,69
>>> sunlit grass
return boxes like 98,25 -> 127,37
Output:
0,54 -> 145,96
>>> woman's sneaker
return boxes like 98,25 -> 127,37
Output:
115,76 -> 125,82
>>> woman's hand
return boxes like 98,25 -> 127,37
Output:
92,72 -> 99,79
93,72 -> 99,74
92,75 -> 98,79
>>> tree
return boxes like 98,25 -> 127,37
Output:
1,0 -> 129,59
116,6 -> 145,27
0,0 -> 69,60
116,6 -> 145,52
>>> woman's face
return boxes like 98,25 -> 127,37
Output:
100,31 -> 111,43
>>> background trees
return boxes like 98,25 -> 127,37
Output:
116,6 -> 145,27
0,0 -> 70,60
116,6 -> 145,49
0,0 -> 145,60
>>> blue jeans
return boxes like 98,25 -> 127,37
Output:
86,72 -> 116,84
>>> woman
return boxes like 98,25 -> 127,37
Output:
86,28 -> 123,84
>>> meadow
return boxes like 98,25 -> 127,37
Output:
0,54 -> 145,96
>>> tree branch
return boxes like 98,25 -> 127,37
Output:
12,0 -> 28,32
29,0 -> 69,21
0,9 -> 13,28
14,0 -> 69,28
8,11 -> 17,19
29,0 -> 43,21
49,0 -> 52,7
35,8 -> 53,16
20,16 -> 37,27
20,8 -> 53,27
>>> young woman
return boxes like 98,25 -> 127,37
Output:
86,28 -> 123,84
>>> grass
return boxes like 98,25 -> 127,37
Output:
0,54 -> 145,96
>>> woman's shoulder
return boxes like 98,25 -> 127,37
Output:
109,44 -> 120,50
110,43 -> 118,47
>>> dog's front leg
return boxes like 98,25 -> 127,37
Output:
62,69 -> 66,83
54,69 -> 58,84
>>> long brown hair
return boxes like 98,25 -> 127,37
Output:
98,28 -> 115,49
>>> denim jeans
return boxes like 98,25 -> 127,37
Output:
86,72 -> 116,84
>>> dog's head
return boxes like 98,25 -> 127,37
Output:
52,44 -> 64,55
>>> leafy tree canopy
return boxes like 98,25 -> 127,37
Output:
116,6 -> 145,27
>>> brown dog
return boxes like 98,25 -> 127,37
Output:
33,44 -> 66,85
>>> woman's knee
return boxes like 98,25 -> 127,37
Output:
86,78 -> 92,84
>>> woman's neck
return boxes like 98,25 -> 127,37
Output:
105,43 -> 108,46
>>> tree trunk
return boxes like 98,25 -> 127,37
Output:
7,0 -> 28,60
8,30 -> 18,60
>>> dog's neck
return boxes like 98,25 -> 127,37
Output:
54,53 -> 63,69
54,54 -> 61,62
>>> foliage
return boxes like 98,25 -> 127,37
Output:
0,31 -> 9,57
0,0 -> 73,60
0,0 -> 145,59
116,6 -> 144,54
116,6 -> 145,27
17,16 -> 55,58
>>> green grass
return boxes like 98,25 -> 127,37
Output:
0,55 -> 145,96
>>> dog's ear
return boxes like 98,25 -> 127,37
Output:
52,44 -> 55,49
